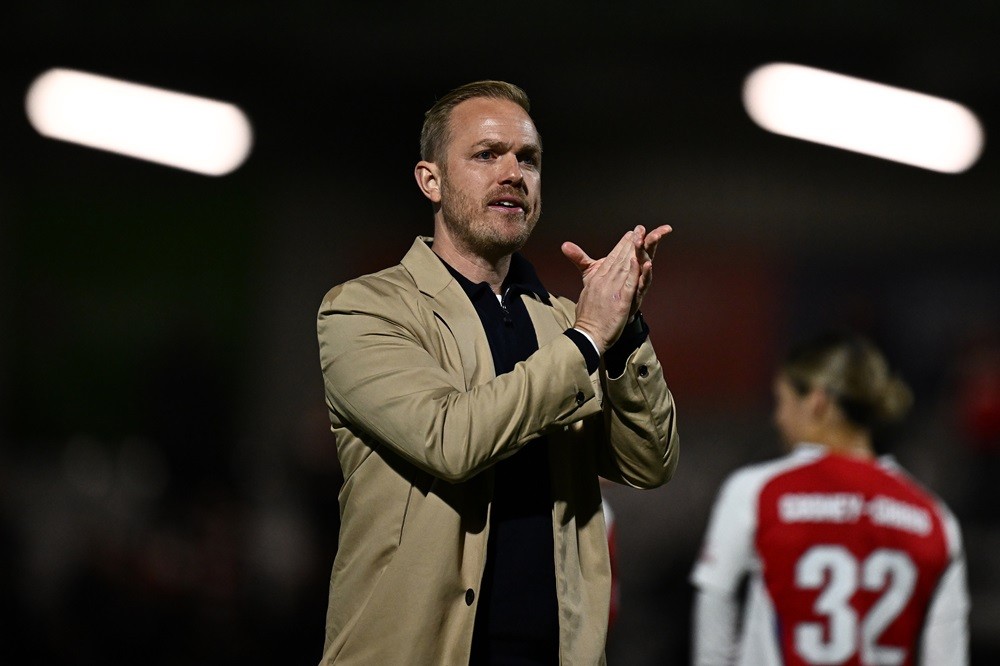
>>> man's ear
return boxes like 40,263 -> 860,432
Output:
414,161 -> 442,203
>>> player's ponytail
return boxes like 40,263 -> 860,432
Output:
782,331 -> 913,430
872,375 -> 914,425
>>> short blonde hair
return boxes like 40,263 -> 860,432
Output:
419,80 -> 532,162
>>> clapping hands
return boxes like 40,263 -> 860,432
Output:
563,224 -> 672,353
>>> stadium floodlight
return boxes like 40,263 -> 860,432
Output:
742,62 -> 984,174
25,68 -> 253,176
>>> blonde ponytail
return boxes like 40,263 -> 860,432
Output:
782,332 -> 912,429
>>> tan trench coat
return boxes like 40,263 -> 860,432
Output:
316,237 -> 679,665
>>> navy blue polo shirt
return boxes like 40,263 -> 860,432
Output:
440,253 -> 559,664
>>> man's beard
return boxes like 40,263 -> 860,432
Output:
439,179 -> 541,261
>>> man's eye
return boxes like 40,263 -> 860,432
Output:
476,150 -> 494,160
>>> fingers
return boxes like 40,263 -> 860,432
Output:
561,241 -> 596,273
637,260 -> 653,292
571,233 -> 644,352
565,226 -> 665,297
618,255 -> 641,300
643,224 -> 673,260
598,230 -> 636,279
632,225 -> 646,252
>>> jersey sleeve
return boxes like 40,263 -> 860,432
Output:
692,587 -> 740,665
690,468 -> 759,595
920,506 -> 970,666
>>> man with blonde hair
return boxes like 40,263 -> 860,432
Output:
316,80 -> 679,664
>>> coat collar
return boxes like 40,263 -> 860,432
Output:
400,236 -> 454,298
399,236 -> 561,390
400,236 -> 550,305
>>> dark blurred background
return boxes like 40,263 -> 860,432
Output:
3,2 -> 999,663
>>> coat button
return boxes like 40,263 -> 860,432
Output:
575,391 -> 585,406
465,589 -> 475,605
638,365 -> 648,378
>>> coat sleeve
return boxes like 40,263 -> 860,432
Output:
594,336 -> 680,488
317,279 -> 602,483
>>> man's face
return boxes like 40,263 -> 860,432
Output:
437,97 -> 542,260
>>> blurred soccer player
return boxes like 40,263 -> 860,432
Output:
690,331 -> 969,665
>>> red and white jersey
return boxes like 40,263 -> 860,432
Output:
691,444 -> 969,666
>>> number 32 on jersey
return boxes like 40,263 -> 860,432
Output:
794,545 -> 916,665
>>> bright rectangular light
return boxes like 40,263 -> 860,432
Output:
26,68 -> 253,176
743,63 -> 984,174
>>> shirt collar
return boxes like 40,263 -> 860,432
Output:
438,252 -> 551,305
793,442 -> 894,466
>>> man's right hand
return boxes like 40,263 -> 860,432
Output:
562,229 -> 642,354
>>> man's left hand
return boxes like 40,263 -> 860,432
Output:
562,224 -> 673,319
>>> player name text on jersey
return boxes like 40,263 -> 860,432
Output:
778,493 -> 932,536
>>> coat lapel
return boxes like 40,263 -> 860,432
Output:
401,237 -> 495,389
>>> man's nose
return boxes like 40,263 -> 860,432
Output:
498,153 -> 524,185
